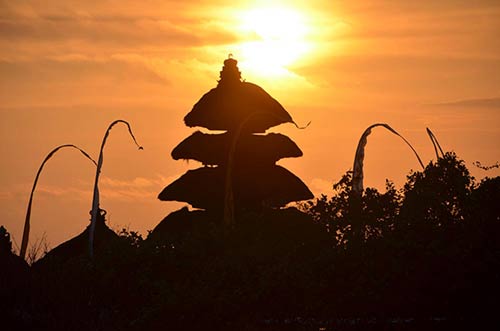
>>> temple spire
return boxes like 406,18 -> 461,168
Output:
218,54 -> 241,86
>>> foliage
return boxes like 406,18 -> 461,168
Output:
302,171 -> 401,247
118,227 -> 145,248
26,232 -> 51,265
302,171 -> 352,246
473,160 -> 500,170
399,152 -> 473,230
5,151 -> 500,330
301,151 -> 500,321
0,225 -> 12,253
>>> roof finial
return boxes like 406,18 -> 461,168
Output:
219,54 -> 241,85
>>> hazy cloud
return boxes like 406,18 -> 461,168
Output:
100,175 -> 174,189
431,97 -> 500,109
0,0 -> 240,53
35,186 -> 91,200
0,17 -> 237,47
23,174 -> 179,202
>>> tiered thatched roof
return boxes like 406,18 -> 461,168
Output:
158,165 -> 312,210
159,56 -> 313,213
184,58 -> 293,133
172,131 -> 302,166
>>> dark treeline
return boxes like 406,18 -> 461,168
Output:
2,152 -> 499,330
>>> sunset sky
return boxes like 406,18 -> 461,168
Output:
1,0 -> 499,251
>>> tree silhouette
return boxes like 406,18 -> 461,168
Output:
398,152 -> 473,233
304,171 -> 400,247
0,225 -> 12,253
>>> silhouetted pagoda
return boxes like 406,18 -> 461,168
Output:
158,56 -> 312,216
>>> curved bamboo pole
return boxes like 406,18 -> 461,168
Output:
426,128 -> 445,159
352,123 -> 424,198
20,145 -> 97,260
349,123 -> 424,245
89,120 -> 142,259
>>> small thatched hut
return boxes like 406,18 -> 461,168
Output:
33,209 -> 119,268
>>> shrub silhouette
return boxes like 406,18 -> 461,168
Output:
0,226 -> 30,328
399,151 -> 473,231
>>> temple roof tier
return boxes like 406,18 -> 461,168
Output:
158,165 -> 313,210
185,82 -> 293,133
172,131 -> 302,166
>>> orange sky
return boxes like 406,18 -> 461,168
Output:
1,0 -> 499,251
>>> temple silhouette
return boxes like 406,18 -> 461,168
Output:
158,56 -> 313,215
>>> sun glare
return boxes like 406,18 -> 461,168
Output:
235,6 -> 313,77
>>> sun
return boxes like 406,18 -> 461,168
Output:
235,6 -> 313,77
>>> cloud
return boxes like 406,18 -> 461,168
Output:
0,18 -> 197,45
99,175 -> 174,188
100,176 -> 155,188
95,174 -> 181,201
431,97 -> 500,109
35,186 -> 91,200
0,57 -> 170,97
0,6 -> 239,50
2,173 -> 180,203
